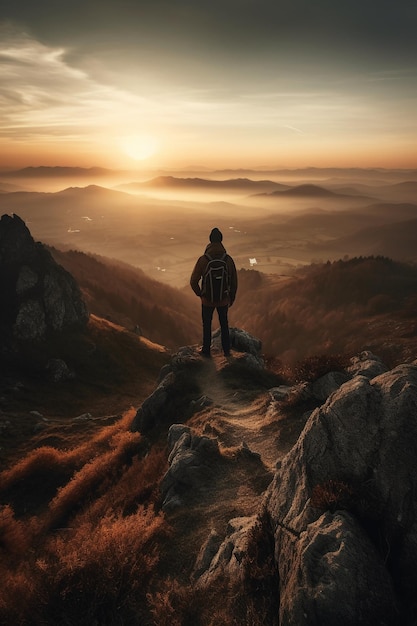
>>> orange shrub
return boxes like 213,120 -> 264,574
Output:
0,506 -> 167,625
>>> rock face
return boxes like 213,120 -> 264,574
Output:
129,326 -> 417,623
160,424 -> 221,511
130,346 -> 205,434
265,357 -> 417,625
0,214 -> 88,344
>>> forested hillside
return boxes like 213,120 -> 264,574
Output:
49,248 -> 201,350
50,247 -> 417,364
232,257 -> 417,363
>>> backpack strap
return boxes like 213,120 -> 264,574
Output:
205,253 -> 226,261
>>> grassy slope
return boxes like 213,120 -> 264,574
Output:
49,246 -> 201,350
0,315 -> 170,469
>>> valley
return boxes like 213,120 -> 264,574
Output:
1,166 -> 416,288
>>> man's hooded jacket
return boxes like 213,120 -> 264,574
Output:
190,241 -> 238,307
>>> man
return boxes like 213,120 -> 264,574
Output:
190,227 -> 238,357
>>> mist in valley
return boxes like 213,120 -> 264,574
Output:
1,165 -> 416,291
1,164 -> 416,364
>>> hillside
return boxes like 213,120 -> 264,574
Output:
47,248 -> 417,364
315,217 -> 417,260
48,247 -> 201,349
0,314 -> 169,469
232,258 -> 417,363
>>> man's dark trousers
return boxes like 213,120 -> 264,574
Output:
202,304 -> 230,355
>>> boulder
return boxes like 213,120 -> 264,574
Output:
131,347 -> 211,434
277,511 -> 396,626
160,424 -> 221,511
265,361 -> 417,624
193,516 -> 259,587
45,358 -> 75,382
212,327 -> 262,356
347,350 -> 388,379
309,370 -> 350,402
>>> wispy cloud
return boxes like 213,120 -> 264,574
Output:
1,21 -> 416,168
0,25 -> 155,144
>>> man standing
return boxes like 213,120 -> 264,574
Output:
190,227 -> 238,357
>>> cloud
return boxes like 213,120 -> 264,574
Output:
0,25 -> 156,145
0,13 -> 416,168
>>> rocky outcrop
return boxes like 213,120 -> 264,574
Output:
131,335 -> 275,435
191,352 -> 417,624
160,424 -> 222,511
264,357 -> 417,625
212,326 -> 265,369
130,346 -> 205,434
192,515 -> 259,585
0,214 -> 88,344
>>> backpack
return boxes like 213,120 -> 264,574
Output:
202,253 -> 230,302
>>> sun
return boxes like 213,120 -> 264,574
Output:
119,133 -> 160,161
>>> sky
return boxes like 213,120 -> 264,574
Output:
1,0 -> 417,170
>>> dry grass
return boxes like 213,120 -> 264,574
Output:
0,406 -> 170,625
311,479 -> 355,513
0,506 -> 167,625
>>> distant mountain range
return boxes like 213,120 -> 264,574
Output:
212,166 -> 417,181
3,165 -> 417,181
255,183 -> 345,198
3,166 -> 114,177
117,176 -> 290,194
1,180 -> 417,293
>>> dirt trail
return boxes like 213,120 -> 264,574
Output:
193,353 -> 288,468
162,351 -> 301,581
160,350 -> 312,584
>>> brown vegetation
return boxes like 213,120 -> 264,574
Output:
0,348 -> 286,625
148,509 -> 279,626
50,247 -> 201,349
233,257 -> 417,363
46,249 -> 417,366
0,409 -> 169,625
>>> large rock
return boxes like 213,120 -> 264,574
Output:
0,214 -> 88,343
265,361 -> 417,624
347,350 -> 389,379
160,424 -> 221,511
277,511 -> 396,626
130,347 -> 204,434
212,327 -> 262,356
193,515 -> 259,587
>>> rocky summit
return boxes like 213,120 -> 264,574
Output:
0,213 -> 88,345
132,342 -> 417,625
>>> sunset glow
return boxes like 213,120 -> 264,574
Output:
1,2 -> 416,170
119,134 -> 160,162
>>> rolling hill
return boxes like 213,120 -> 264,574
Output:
232,257 -> 417,363
117,175 -> 290,194
48,247 -> 201,350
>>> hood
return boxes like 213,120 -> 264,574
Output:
204,241 -> 227,257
